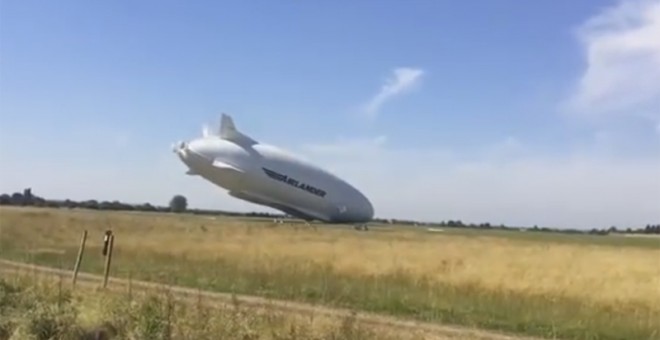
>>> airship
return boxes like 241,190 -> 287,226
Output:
172,114 -> 374,225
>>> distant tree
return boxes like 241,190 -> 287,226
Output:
588,228 -> 608,235
653,225 -> 660,234
0,194 -> 10,205
139,203 -> 157,212
32,196 -> 46,207
10,193 -> 24,205
44,200 -> 59,208
63,199 -> 77,208
22,188 -> 33,204
81,200 -> 99,210
169,195 -> 188,213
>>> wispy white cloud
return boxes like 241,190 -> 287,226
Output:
567,0 -> 660,122
362,67 -> 424,119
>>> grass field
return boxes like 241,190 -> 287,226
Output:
0,273 -> 401,339
1,207 -> 659,339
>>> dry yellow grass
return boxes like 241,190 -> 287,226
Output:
1,206 -> 659,339
0,260 -> 533,340
4,207 -> 656,307
1,272 -> 426,340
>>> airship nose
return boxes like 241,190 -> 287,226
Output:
172,141 -> 186,154
184,139 -> 214,161
174,139 -> 214,171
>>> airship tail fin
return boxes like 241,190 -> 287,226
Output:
220,113 -> 258,146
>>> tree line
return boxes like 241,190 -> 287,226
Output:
1,188 -> 658,235
0,188 -> 282,219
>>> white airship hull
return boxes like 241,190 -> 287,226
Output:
174,115 -> 374,224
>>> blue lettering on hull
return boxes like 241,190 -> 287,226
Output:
262,167 -> 327,198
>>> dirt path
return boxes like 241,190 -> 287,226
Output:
0,259 -> 542,340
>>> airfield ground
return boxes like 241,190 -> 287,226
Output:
0,260 -> 534,340
0,206 -> 658,339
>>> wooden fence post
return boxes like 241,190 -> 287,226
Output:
71,230 -> 88,287
102,234 -> 115,289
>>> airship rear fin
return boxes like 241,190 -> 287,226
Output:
220,113 -> 258,146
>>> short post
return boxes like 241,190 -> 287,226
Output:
102,230 -> 112,256
71,230 -> 88,287
128,269 -> 133,301
102,234 -> 115,289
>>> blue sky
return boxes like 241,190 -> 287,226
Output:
1,0 -> 659,229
